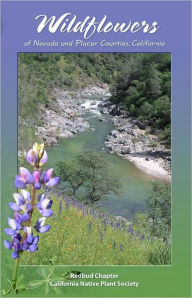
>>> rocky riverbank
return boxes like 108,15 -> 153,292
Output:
35,84 -> 171,180
99,100 -> 171,180
35,84 -> 109,146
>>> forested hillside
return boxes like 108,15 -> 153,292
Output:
18,53 -> 171,150
18,53 -> 127,150
110,53 -> 171,144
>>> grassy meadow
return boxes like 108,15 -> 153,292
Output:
20,192 -> 170,266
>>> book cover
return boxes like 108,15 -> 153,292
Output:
1,1 -> 191,297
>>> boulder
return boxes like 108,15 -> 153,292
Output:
136,120 -> 148,130
98,100 -> 111,108
110,130 -> 119,138
100,108 -> 109,114
121,147 -> 131,155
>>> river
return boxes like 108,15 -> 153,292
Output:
46,95 -> 164,219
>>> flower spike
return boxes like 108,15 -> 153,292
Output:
4,143 -> 59,266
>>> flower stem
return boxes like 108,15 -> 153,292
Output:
28,187 -> 37,224
11,187 -> 37,289
21,187 -> 36,244
12,257 -> 21,289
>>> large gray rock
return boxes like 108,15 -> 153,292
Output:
110,130 -> 119,138
121,147 -> 131,154
98,100 -> 111,108
100,108 -> 109,114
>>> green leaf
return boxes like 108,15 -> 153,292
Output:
16,287 -> 26,294
48,256 -> 57,266
39,268 -> 47,278
27,280 -> 44,289
16,275 -> 24,287
6,279 -> 13,290
1,289 -> 12,295
53,286 -> 62,295
44,283 -> 49,295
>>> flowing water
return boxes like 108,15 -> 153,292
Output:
47,95 -> 165,219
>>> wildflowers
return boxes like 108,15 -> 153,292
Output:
128,225 -> 133,235
113,242 -> 117,249
4,143 -> 60,290
17,191 -> 168,266
119,244 -> 124,252
140,234 -> 145,241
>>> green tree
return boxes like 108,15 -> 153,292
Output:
56,160 -> 86,195
146,182 -> 171,242
110,53 -> 171,144
56,151 -> 121,203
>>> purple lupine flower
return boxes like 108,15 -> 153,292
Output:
21,240 -> 29,251
15,233 -> 22,241
12,237 -> 21,253
4,234 -> 22,259
24,227 -> 33,244
42,168 -> 60,187
21,227 -> 39,252
103,218 -> 108,231
4,218 -> 21,237
65,201 -> 70,210
26,143 -> 48,168
4,233 -> 22,258
15,167 -> 34,189
15,166 -> 59,191
4,239 -> 12,250
20,189 -> 31,202
26,149 -> 38,167
29,243 -> 38,253
116,221 -> 120,229
36,193 -> 53,217
14,212 -> 29,223
33,171 -> 41,190
110,222 -> 114,228
9,191 -> 32,213
59,200 -> 63,214
140,234 -> 145,241
35,217 -> 50,233
119,244 -> 124,252
4,143 -> 60,263
12,251 -> 20,259
128,225 -> 133,235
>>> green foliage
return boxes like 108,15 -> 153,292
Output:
56,151 -> 121,203
111,53 -> 171,144
149,141 -> 158,148
18,53 -> 130,151
146,182 -> 171,242
56,159 -> 86,195
160,124 -> 171,145
18,53 -> 171,151
147,243 -> 171,265
2,275 -> 26,295
20,196 -> 171,265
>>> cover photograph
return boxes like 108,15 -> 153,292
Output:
1,1 -> 191,297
